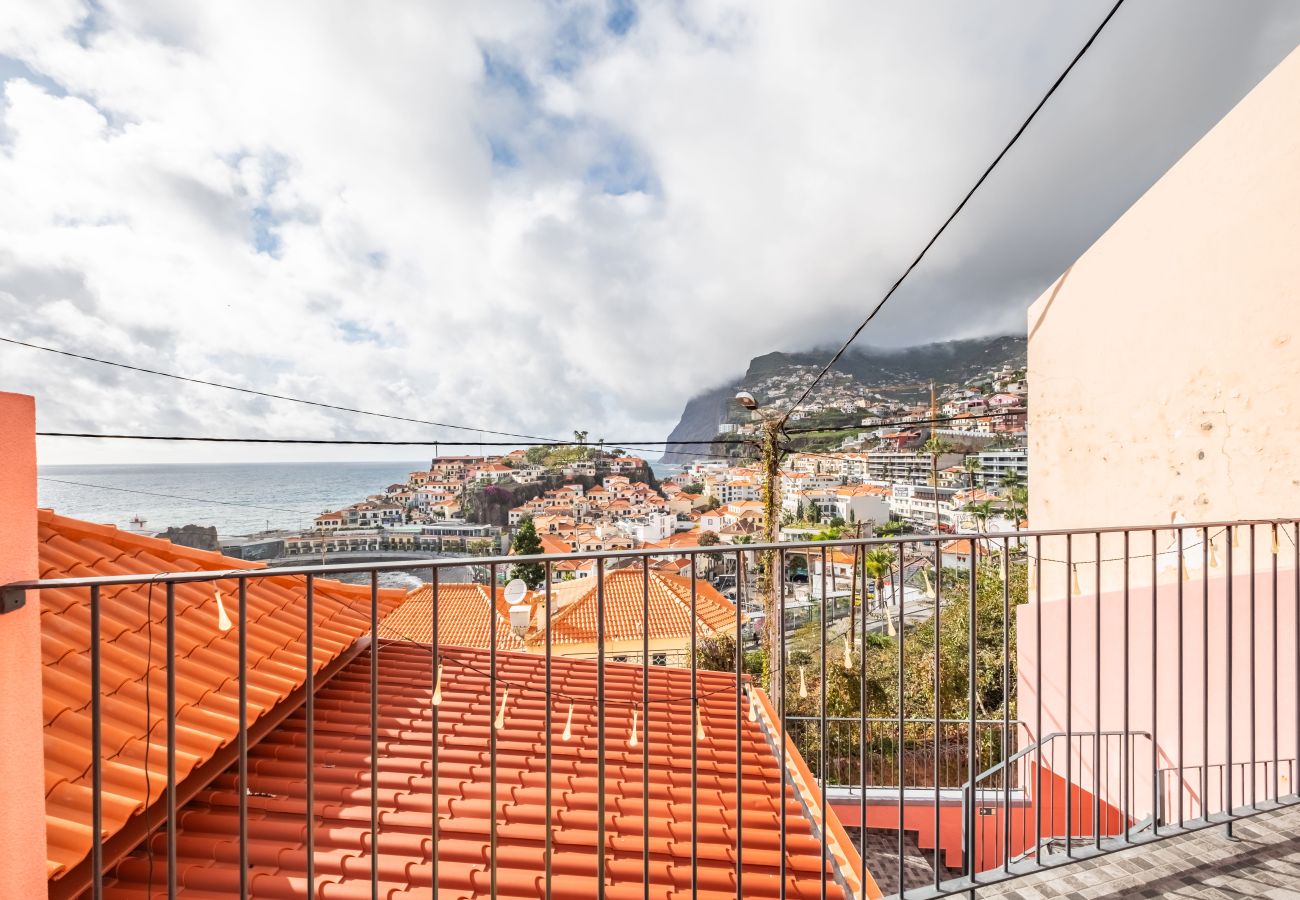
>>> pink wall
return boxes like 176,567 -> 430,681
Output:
1021,37 -> 1300,849
1027,45 -> 1300,558
0,392 -> 48,896
1018,566 -> 1299,824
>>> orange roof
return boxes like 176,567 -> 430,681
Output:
538,534 -> 573,555
545,569 -> 738,646
380,583 -> 536,651
941,538 -> 988,556
36,510 -> 407,883
648,530 -> 704,549
102,642 -> 864,898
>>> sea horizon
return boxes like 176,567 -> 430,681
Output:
38,457 -> 683,539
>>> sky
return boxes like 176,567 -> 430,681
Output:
2,1 -> 1299,466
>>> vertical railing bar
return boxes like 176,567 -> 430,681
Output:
1294,522 -> 1299,803
1177,526 -> 1184,829
642,555 -> 651,900
1226,525 -> 1234,833
779,548 -> 788,900
489,562 -> 499,900
859,540 -> 868,897
596,557 -> 607,900
934,543 -> 943,888
1202,529 -> 1209,821
690,555 -> 699,899
544,561 -> 553,900
897,540 -> 906,898
165,581 -> 177,899
91,584 -> 103,900
1005,537 -> 1013,869
431,567 -> 440,895
1065,535 -> 1073,856
820,545 -> 828,900
1034,534 -> 1042,865
370,570 -> 379,900
1123,530 -> 1133,842
1249,525 -> 1257,810
1150,529 -> 1158,836
1094,531 -> 1102,850
1272,524 -> 1279,805
237,577 -> 248,899
966,540 -> 977,886
735,548 -> 744,900
306,574 -> 315,892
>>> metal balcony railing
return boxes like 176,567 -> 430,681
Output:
5,517 -> 1300,899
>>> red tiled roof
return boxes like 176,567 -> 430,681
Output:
545,570 -> 738,646
649,530 -> 704,549
36,510 -> 407,883
538,534 -> 573,555
380,584 -> 535,651
104,642 -> 866,898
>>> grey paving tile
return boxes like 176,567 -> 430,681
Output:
967,804 -> 1300,898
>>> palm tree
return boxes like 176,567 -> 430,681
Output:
864,547 -> 896,613
921,437 -> 953,535
962,456 -> 982,493
964,499 -> 996,560
999,469 -> 1025,496
1006,485 -> 1028,533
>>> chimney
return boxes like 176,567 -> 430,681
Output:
0,392 -> 49,896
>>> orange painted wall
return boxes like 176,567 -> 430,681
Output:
0,392 -> 48,896
832,767 -> 1126,875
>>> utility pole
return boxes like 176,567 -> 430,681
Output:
734,391 -> 788,698
758,413 -> 785,707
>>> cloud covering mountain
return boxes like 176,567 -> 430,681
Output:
1,1 -> 1298,463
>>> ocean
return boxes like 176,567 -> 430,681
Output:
38,460 -> 428,538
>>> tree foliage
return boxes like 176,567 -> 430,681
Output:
779,559 -> 1026,725
509,517 -> 546,589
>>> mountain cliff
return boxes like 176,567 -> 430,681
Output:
660,334 -> 1026,462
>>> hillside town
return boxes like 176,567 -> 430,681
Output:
276,361 -> 1028,573
7,11 -> 1300,900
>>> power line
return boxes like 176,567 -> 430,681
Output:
6,335 -> 755,462
778,0 -> 1126,427
36,476 -> 312,516
36,431 -> 753,448
35,430 -> 755,463
783,409 -> 1027,436
0,334 -> 567,444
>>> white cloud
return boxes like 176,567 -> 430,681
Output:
0,0 -> 1297,463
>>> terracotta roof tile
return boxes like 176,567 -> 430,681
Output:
36,510 -> 407,883
544,570 -> 739,647
379,584 -> 536,651
103,642 -> 868,898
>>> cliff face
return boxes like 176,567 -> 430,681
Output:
661,385 -> 737,464
660,334 -> 1026,462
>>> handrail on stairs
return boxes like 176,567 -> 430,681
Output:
959,729 -> 1155,876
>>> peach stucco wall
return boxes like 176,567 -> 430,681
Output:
1027,43 -> 1300,600
0,392 -> 48,896
1020,46 -> 1300,827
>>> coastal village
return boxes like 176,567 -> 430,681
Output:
7,18 -> 1300,900
278,360 -> 1029,580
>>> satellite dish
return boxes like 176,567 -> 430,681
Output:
504,578 -> 528,606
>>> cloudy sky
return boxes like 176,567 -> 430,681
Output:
2,1 -> 1298,465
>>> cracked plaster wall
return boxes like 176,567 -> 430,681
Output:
1026,44 -> 1300,601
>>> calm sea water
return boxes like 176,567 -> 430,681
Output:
38,461 -> 427,538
